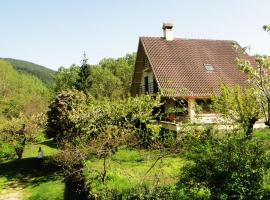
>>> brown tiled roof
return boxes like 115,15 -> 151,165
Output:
140,37 -> 254,97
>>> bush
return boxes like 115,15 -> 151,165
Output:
177,134 -> 270,199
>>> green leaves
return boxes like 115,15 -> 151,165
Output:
263,24 -> 270,34
46,88 -> 161,146
0,60 -> 50,118
212,84 -> 261,136
53,53 -> 136,99
178,135 -> 270,199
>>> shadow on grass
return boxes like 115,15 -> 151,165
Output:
0,156 -> 62,188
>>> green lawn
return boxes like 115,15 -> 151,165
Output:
85,147 -> 185,193
254,128 -> 270,141
0,139 -> 64,200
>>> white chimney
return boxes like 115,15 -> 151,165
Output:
162,23 -> 173,41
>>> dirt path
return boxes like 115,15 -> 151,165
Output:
0,182 -> 23,200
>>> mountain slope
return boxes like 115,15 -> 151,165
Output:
2,58 -> 55,86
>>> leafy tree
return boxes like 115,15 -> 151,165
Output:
89,67 -> 123,99
99,53 -> 136,96
46,89 -> 89,141
54,53 -> 136,98
54,64 -> 80,93
0,114 -> 46,159
212,84 -> 261,137
235,24 -> 270,126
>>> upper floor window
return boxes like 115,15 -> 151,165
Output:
144,58 -> 150,69
144,76 -> 149,92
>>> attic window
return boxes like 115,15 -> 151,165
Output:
144,58 -> 150,69
204,64 -> 214,72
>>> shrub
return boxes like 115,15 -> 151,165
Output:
46,89 -> 89,140
177,134 -> 270,199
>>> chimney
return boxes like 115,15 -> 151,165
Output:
162,23 -> 173,41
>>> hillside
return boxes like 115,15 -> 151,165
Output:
0,60 -> 50,118
1,58 -> 55,86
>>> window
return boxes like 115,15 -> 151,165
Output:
204,64 -> 214,72
144,76 -> 149,93
144,58 -> 150,69
153,79 -> 158,93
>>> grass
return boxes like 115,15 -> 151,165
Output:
254,128 -> 270,141
85,147 -> 184,193
25,179 -> 64,200
0,139 -> 64,200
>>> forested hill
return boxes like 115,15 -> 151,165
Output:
1,58 -> 55,86
0,59 -> 50,119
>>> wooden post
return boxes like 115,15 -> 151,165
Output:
188,98 -> 196,122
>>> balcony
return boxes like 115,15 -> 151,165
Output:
138,82 -> 159,95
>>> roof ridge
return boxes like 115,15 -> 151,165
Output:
140,36 -> 234,42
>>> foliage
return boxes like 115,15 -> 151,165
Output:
263,24 -> 270,34
89,67 -> 123,99
46,88 -> 161,145
0,60 -> 50,118
0,141 -> 14,158
53,65 -> 80,93
0,114 -> 47,159
178,133 -> 270,199
98,53 -> 136,96
46,89 -> 89,140
2,58 -> 55,86
212,84 -> 261,137
54,53 -> 136,98
75,64 -> 93,93
234,25 -> 270,126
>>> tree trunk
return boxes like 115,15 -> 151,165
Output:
245,118 -> 257,138
101,157 -> 106,183
15,138 -> 26,160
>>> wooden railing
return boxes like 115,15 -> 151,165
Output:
138,82 -> 159,95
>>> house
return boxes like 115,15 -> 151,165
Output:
131,23 -> 256,130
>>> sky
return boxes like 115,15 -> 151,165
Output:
0,0 -> 270,70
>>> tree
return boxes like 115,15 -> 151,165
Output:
99,53 -> 136,96
46,89 -> 89,141
89,67 -> 123,99
54,64 -> 80,93
0,114 -> 46,159
235,24 -> 270,126
212,84 -> 261,137
75,53 -> 93,93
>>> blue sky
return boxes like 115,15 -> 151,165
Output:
1,0 -> 270,70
